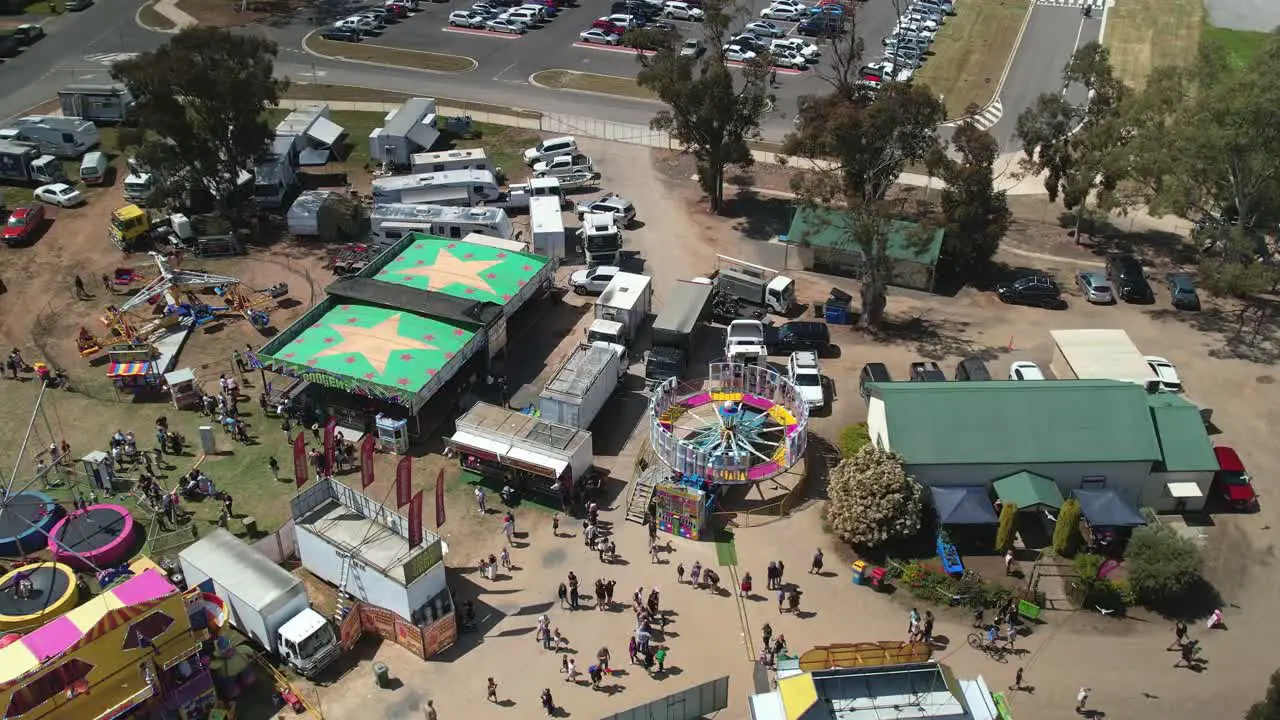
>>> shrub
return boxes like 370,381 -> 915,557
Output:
1052,499 -> 1081,555
825,446 -> 924,549
838,424 -> 872,458
1246,669 -> 1280,720
994,502 -> 1018,551
1124,523 -> 1204,605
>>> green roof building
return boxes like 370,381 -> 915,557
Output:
784,208 -> 946,292
865,379 -> 1214,513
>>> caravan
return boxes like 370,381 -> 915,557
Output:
370,204 -> 514,247
529,195 -> 566,260
254,136 -> 301,209
1,116 -> 99,158
372,169 -> 501,205
411,148 -> 491,175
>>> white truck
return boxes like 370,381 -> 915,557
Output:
578,212 -> 622,266
700,254 -> 797,315
591,271 -> 651,347
529,194 -> 566,259
725,319 -> 768,367
179,528 -> 341,678
538,342 -> 624,429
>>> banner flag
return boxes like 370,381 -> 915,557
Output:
395,456 -> 412,508
293,433 -> 308,488
323,418 -> 336,476
409,490 -> 424,548
434,468 -> 446,528
360,435 -> 376,489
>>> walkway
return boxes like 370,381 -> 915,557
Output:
145,0 -> 196,29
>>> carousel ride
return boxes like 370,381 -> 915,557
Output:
644,361 -> 810,539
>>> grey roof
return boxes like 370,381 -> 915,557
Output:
653,280 -> 713,335
542,344 -> 616,400
298,148 -> 331,166
307,116 -> 344,148
384,98 -> 436,138
1074,488 -> 1147,527
287,190 -> 338,220
179,528 -> 301,613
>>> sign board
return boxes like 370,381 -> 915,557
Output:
339,605 -> 364,651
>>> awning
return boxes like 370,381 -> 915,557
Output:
163,368 -> 195,385
447,431 -> 508,461
1074,489 -> 1147,527
993,471 -> 1064,510
1165,481 -> 1203,498
107,361 -> 156,378
502,446 -> 568,480
298,148 -> 331,166
306,116 -> 344,148
931,486 -> 998,525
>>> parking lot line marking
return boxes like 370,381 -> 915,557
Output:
442,27 -> 523,39
572,41 -> 655,56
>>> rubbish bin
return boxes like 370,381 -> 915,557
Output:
824,287 -> 853,325
851,560 -> 867,586
240,516 -> 258,537
867,566 -> 888,591
373,662 -> 389,688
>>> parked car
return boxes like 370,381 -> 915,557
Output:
34,184 -> 84,208
662,1 -> 703,19
569,265 -> 619,295
606,13 -> 644,27
65,0 -> 92,10
728,33 -> 768,52
501,8 -> 542,26
383,2 -> 411,18
357,8 -> 388,26
858,61 -> 912,85
579,28 -> 620,44
524,136 -> 578,165
767,321 -> 831,355
680,38 -> 706,56
742,20 -> 785,37
954,356 -> 991,381
1074,270 -> 1114,304
771,37 -> 819,60
321,26 -> 362,41
12,24 -> 44,45
592,17 -> 629,34
1008,361 -> 1044,381
337,15 -> 376,32
575,193 -> 636,225
1106,253 -> 1154,303
997,274 -> 1063,308
723,46 -> 758,62
449,10 -> 488,26
883,35 -> 928,56
471,2 -> 502,14
1212,446 -> 1257,511
859,362 -> 891,399
788,351 -> 825,408
486,17 -> 526,32
796,14 -> 842,36
909,361 -> 945,381
2,205 -> 43,247
760,3 -> 805,20
1167,274 -> 1201,311
769,49 -> 807,69
1144,356 -> 1182,392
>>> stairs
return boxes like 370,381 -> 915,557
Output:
625,471 -> 659,524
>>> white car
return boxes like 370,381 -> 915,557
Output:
680,38 -> 706,56
662,1 -> 703,20
742,20 -> 785,38
34,183 -> 84,207
534,152 -> 594,175
860,61 -> 914,84
575,192 -> 636,225
337,15 -> 376,32
605,13 -> 641,28
788,351 -> 824,408
569,265 -> 619,295
771,37 -> 819,60
524,136 -> 578,165
518,3 -> 548,18
1144,356 -> 1182,392
356,9 -> 387,27
723,45 -> 758,62
579,28 -> 621,44
760,3 -> 805,20
486,17 -> 526,33
1008,361 -> 1045,381
769,48 -> 806,68
448,10 -> 486,27
501,9 -> 540,26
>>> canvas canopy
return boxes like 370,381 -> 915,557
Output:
1074,489 -> 1146,527
931,486 -> 998,525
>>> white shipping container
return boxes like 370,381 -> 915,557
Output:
538,344 -> 620,429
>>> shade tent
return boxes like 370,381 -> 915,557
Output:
1074,489 -> 1147,527
993,471 -> 1064,510
931,486 -> 999,525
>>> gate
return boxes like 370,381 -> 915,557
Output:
599,675 -> 730,720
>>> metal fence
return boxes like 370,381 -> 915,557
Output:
600,675 -> 730,720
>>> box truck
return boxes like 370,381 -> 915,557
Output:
591,271 -> 651,347
0,140 -> 66,185
529,195 -> 565,259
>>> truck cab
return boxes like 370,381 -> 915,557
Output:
586,318 -> 626,348
123,157 -> 156,205
705,255 -> 797,314
725,319 -> 768,367
581,211 -> 622,265
277,607 -> 341,678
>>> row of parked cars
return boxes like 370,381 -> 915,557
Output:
997,253 -> 1202,312
321,0 -> 423,42
448,0 -> 574,35
857,0 -> 956,87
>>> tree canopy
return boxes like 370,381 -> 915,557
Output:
1247,670 -> 1280,720
1123,523 -> 1204,605
112,27 -> 286,216
928,120 -> 1011,280
825,445 -> 923,549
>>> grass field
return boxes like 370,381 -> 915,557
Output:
913,0 -> 1031,119
1202,26 -> 1273,70
304,37 -> 476,73
1103,0 -> 1204,88
531,70 -> 658,102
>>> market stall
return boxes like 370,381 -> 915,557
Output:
164,368 -> 202,409
447,402 -> 593,504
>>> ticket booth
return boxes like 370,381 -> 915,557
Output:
377,414 -> 410,455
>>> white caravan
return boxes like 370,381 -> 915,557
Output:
370,203 -> 514,247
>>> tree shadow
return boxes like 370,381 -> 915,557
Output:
1147,304 -> 1280,365
1056,212 -> 1200,268
875,312 -> 1008,363
720,188 -> 794,242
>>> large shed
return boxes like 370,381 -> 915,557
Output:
368,98 -> 441,168
784,207 -> 945,292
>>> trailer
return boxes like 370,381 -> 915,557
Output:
0,140 -> 66,185
1,116 -> 98,158
700,254 -> 797,314
538,343 -> 623,429
530,195 -> 566,259
275,103 -> 345,165
644,279 -> 713,384
179,528 -> 341,678
57,83 -> 134,124
370,203 -> 513,247
368,98 -> 440,168
593,271 -> 652,346
253,136 -> 300,209
411,148 -> 491,175
373,169 -> 501,205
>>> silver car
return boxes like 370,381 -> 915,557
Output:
1075,270 -> 1114,304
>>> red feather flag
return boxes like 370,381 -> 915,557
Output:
293,433 -> 308,488
323,418 -> 336,476
360,435 -> 376,489
395,456 -> 412,508
408,490 -> 424,548
434,468 -> 446,528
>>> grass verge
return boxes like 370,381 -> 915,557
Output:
531,69 -> 658,102
22,0 -> 55,14
305,36 -> 476,73
1103,0 -> 1204,88
1201,25 -> 1271,70
714,528 -> 738,566
137,1 -> 177,30
913,0 -> 1031,119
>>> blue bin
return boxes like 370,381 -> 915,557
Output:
825,304 -> 850,324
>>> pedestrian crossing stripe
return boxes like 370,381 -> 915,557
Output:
1035,0 -> 1105,8
942,99 -> 1002,131
83,53 -> 140,65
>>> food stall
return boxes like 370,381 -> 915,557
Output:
164,368 -> 202,409
447,402 -> 594,502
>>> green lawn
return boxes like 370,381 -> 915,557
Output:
1201,26 -> 1273,70
531,69 -> 658,102
1103,0 -> 1204,88
913,0 -> 1032,119
304,37 -> 476,73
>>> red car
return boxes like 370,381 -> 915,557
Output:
2,205 -> 44,246
1212,446 -> 1257,510
592,18 -> 627,35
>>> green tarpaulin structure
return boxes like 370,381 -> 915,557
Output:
993,471 -> 1064,510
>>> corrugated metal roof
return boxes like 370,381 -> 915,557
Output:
383,98 -> 436,138
871,380 -> 1163,465
786,207 -> 945,266
306,116 -> 345,148
1147,393 -> 1217,472
1050,329 -> 1153,383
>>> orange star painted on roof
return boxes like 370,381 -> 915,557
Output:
311,313 -> 436,375
396,247 -> 502,296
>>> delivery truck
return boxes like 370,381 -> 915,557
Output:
0,140 -> 66,184
179,528 -> 341,678
591,271 -> 652,348
57,83 -> 134,124
538,342 -> 624,429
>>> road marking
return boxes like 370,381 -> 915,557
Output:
83,52 -> 140,65
1035,0 -> 1103,6
943,99 -> 1003,130
572,41 -> 655,56
441,26 -> 523,39
989,0 -> 1035,104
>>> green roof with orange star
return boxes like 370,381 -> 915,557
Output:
372,235 -> 549,306
262,302 -> 476,397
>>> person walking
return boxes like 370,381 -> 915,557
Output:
540,688 -> 555,716
502,519 -> 515,546
1005,549 -> 1016,576
655,646 -> 667,673
500,547 -> 511,570
972,606 -> 984,629
766,561 -> 778,590
1169,621 -> 1188,650
566,657 -> 578,683
1076,687 -> 1090,713
558,582 -> 569,609
810,548 -> 824,574
552,513 -> 560,536
761,622 -> 772,651
268,456 -> 280,479
101,274 -> 112,294
650,542 -> 660,564
423,700 -> 437,720
740,571 -> 753,597
628,636 -> 639,665
1005,623 -> 1017,648
777,587 -> 786,613
1011,667 -> 1024,692
776,560 -> 785,586
487,677 -> 498,703
568,574 -> 580,610
475,487 -> 487,515
689,561 -> 702,588
676,561 -> 685,584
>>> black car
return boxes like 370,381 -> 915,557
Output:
996,274 -> 1063,309
1105,253 -> 1154,303
321,26 -> 362,42
797,16 -> 842,37
909,361 -> 946,381
1167,274 -> 1201,311
767,321 -> 832,355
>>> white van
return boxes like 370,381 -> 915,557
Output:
79,151 -> 108,185
523,136 -> 578,166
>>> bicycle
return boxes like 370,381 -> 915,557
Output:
966,632 -> 1010,662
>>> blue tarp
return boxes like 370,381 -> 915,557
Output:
1074,489 -> 1147,527
931,486 -> 999,525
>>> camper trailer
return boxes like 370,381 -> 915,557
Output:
370,204 -> 514,247
254,135 -> 301,209
529,195 -> 566,260
368,98 -> 440,168
372,169 -> 501,205
0,116 -> 99,158
57,83 -> 134,124
411,148 -> 491,175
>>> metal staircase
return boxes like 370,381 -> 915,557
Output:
625,470 -> 659,524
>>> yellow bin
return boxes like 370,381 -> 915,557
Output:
851,560 -> 868,586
